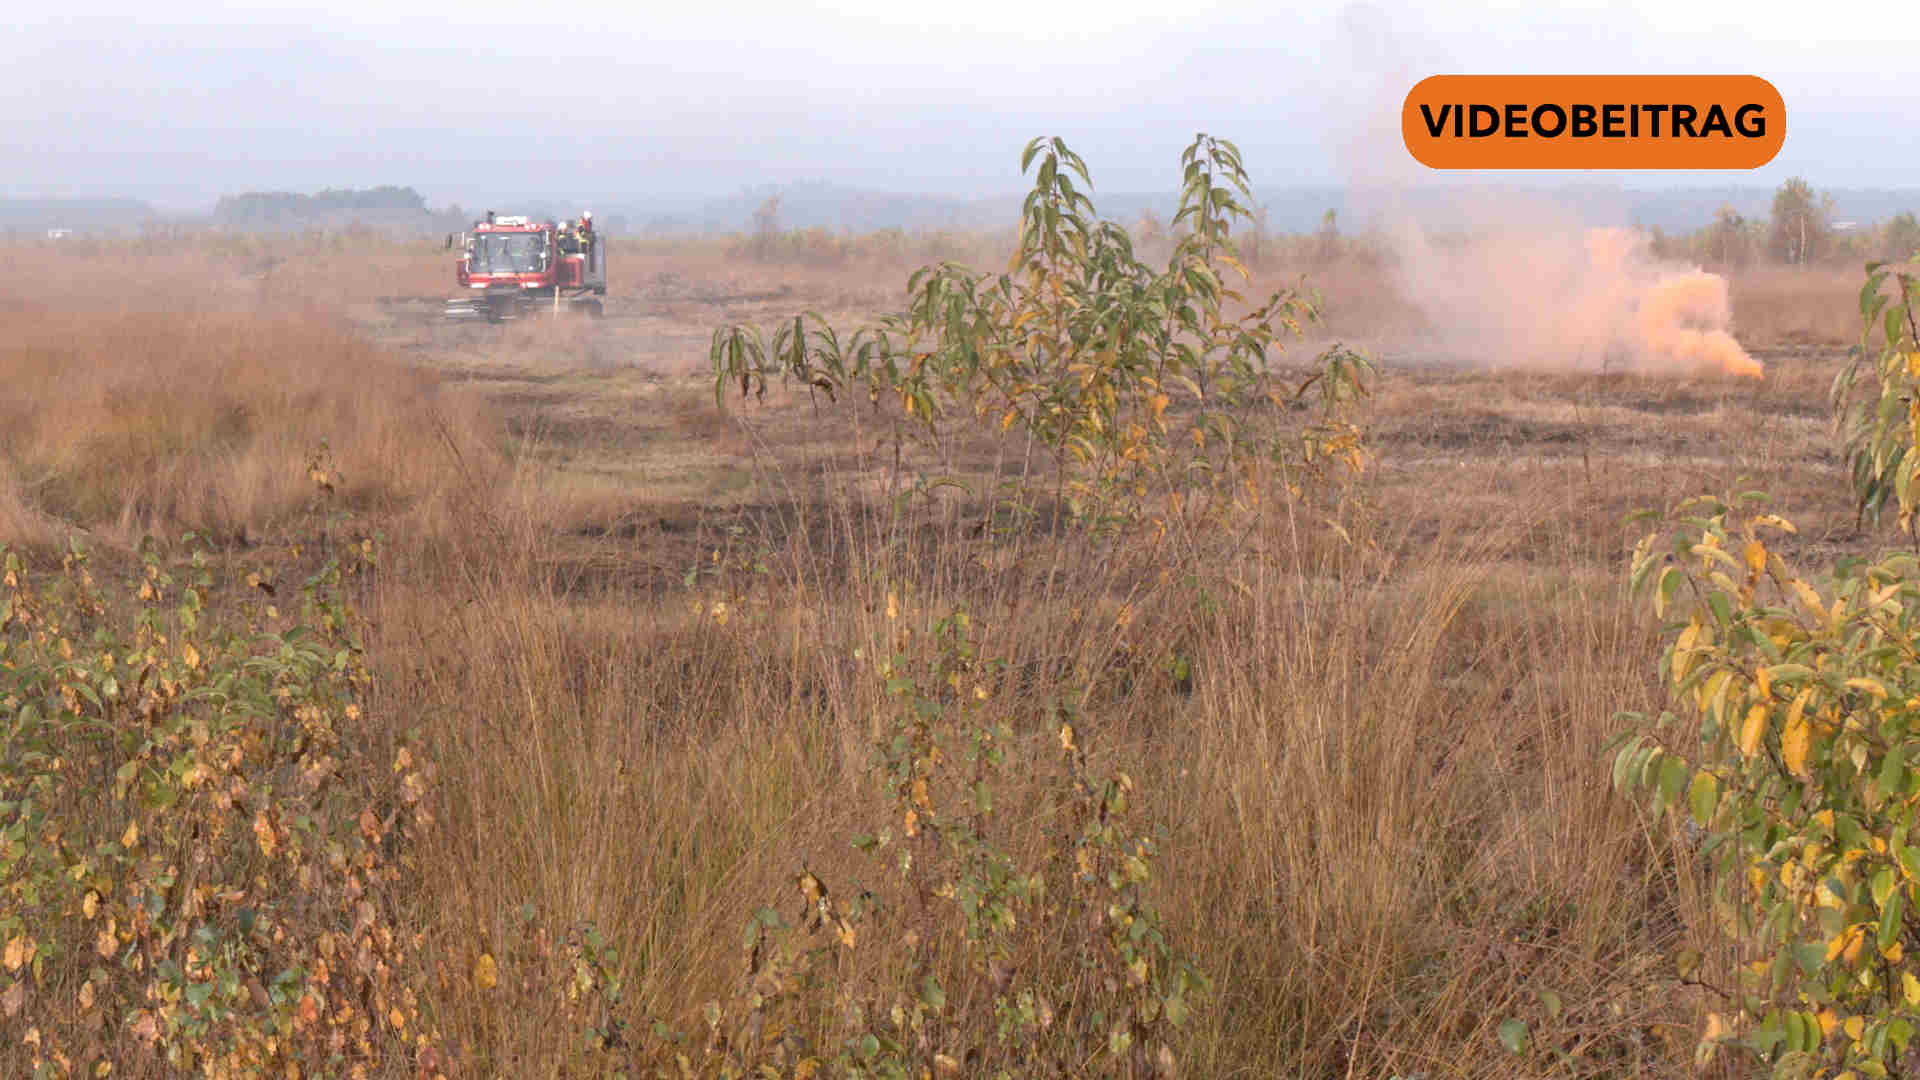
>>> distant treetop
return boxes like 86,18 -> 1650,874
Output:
213,186 -> 428,224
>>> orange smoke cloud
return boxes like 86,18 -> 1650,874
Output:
1633,268 -> 1764,379
1388,217 -> 1763,379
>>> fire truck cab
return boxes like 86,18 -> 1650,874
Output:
446,211 -> 605,322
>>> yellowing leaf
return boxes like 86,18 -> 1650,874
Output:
1845,677 -> 1889,700
797,871 -> 823,905
253,812 -> 278,859
1698,544 -> 1743,573
1673,622 -> 1700,678
1787,685 -> 1813,729
1791,579 -> 1827,620
120,821 -> 138,849
1817,878 -> 1849,911
82,892 -> 97,920
1696,669 -> 1732,714
1845,1015 -> 1866,1042
1903,970 -> 1920,1006
472,953 -> 497,991
3,935 -> 25,972
1783,708 -> 1813,777
1744,539 -> 1766,574
1738,703 -> 1769,759
1845,926 -> 1868,965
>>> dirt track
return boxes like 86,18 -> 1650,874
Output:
347,262 -> 1865,594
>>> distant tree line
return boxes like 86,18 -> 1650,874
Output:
1647,177 -> 1920,269
213,186 -> 428,225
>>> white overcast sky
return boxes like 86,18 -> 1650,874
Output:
5,0 -> 1917,210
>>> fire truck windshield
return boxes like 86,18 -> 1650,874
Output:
468,233 -> 546,274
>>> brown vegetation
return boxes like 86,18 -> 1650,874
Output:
0,306 -> 495,549
1725,265 -> 1866,348
0,221 -> 1883,1077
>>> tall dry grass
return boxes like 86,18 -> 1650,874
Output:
1726,265 -> 1866,347
352,404 -> 1722,1077
0,305 -> 496,548
0,234 -> 1785,1077
0,235 -> 451,312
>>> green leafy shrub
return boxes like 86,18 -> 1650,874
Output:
710,134 -> 1371,540
671,602 -> 1206,1078
0,535 -> 438,1078
1833,262 -> 1920,534
1612,261 -> 1920,1077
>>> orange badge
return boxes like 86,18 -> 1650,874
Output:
1403,75 -> 1785,169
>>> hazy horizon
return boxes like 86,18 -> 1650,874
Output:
10,0 -> 1919,214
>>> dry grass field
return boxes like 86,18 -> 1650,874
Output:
0,226 -> 1886,1078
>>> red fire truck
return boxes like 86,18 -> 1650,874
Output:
445,211 -> 606,322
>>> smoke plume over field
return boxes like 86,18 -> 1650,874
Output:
1388,218 -> 1763,377
1329,3 -> 1762,379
